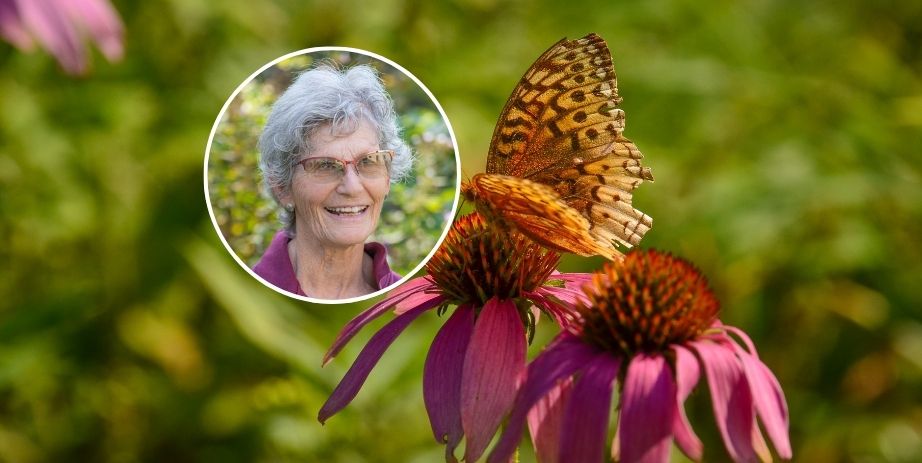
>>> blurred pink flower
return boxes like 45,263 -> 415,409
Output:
319,213 -> 590,462
0,0 -> 123,74
490,249 -> 792,463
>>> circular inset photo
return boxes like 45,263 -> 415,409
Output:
205,47 -> 460,304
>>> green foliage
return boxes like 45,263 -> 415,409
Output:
2,0 -> 922,462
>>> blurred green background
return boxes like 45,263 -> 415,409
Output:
1,1 -> 921,462
207,49 -> 457,278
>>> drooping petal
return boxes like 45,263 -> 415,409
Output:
488,333 -> 600,463
554,271 -> 593,288
461,298 -> 527,462
534,277 -> 591,309
559,354 -> 620,463
617,354 -> 676,463
525,291 -> 575,327
550,286 -> 590,307
318,303 -> 431,423
0,0 -> 32,49
672,345 -> 704,461
323,278 -> 443,364
719,324 -> 760,358
693,340 -> 770,462
394,276 -> 443,314
527,377 -> 573,463
543,272 -> 592,306
57,0 -> 123,60
729,340 -> 792,459
18,0 -> 84,73
424,304 -> 475,462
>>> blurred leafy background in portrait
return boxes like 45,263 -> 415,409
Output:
1,1 -> 921,462
207,50 -> 457,276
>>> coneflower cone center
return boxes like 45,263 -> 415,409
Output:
576,249 -> 719,356
426,213 -> 559,306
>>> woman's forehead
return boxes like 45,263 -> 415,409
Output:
308,117 -> 378,140
305,121 -> 380,158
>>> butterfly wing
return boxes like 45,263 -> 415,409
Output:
465,174 -> 623,261
482,33 -> 653,257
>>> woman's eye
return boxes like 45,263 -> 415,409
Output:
315,160 -> 341,171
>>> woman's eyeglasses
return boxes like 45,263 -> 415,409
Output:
297,150 -> 394,183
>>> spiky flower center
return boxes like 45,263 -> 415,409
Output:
575,249 -> 719,356
426,213 -> 559,306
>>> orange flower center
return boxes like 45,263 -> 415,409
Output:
426,213 -> 559,306
575,249 -> 719,356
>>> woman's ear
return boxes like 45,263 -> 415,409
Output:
274,186 -> 292,209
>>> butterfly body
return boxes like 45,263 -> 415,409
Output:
465,33 -> 654,261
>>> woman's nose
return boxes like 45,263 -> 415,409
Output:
335,165 -> 364,193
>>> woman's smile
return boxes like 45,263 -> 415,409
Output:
324,205 -> 370,218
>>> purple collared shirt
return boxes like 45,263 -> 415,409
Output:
253,231 -> 402,297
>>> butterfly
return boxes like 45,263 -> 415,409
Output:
462,33 -> 653,261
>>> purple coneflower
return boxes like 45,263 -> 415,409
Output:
0,0 -> 123,74
319,212 -> 590,462
489,249 -> 791,463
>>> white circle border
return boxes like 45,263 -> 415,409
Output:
203,46 -> 462,305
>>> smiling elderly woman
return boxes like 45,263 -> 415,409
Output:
253,64 -> 413,300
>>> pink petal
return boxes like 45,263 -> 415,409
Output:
323,278 -> 442,364
461,298 -> 527,462
617,354 -> 676,463
729,341 -> 792,459
525,291 -> 575,327
424,304 -> 475,461
527,377 -> 573,463
672,345 -> 704,460
488,333 -> 600,463
693,340 -> 770,462
57,0 -> 124,60
720,324 -> 760,358
537,277 -> 591,307
318,304 -> 430,424
554,271 -> 593,288
559,354 -> 620,463
0,0 -> 33,49
394,276 -> 443,314
18,0 -> 85,73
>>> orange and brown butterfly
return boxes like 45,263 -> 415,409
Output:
462,33 -> 654,261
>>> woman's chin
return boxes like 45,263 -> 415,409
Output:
315,225 -> 376,248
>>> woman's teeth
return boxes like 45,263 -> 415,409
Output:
325,206 -> 367,215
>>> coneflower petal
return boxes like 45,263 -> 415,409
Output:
461,298 -> 527,462
394,276 -> 443,314
694,340 -> 770,462
559,354 -> 620,463
731,342 -> 792,459
550,272 -> 593,305
617,354 -> 676,463
526,290 -> 575,327
527,377 -> 573,463
488,333 -> 600,463
57,0 -> 123,61
0,1 -> 32,49
318,304 -> 431,424
672,345 -> 704,460
323,279 -> 443,364
19,0 -> 84,73
424,304 -> 476,461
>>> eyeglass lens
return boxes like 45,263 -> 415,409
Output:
299,151 -> 393,182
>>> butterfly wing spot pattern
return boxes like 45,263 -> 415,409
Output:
467,33 -> 654,260
462,174 -> 623,260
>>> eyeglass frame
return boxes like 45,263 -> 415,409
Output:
294,149 -> 395,183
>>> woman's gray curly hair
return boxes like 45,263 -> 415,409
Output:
258,63 -> 413,234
